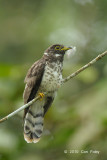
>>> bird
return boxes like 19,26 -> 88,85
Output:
23,44 -> 72,143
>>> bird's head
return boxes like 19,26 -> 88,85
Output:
44,44 -> 73,59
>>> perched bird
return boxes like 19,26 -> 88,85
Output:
23,44 -> 73,143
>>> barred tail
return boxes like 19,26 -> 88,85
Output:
24,102 -> 44,143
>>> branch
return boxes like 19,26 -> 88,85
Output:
0,50 -> 107,123
62,50 -> 107,83
0,95 -> 41,123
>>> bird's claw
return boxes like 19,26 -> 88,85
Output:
39,92 -> 45,101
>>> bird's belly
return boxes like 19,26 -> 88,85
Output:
40,66 -> 62,92
41,74 -> 62,92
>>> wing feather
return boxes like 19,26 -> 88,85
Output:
23,58 -> 46,118
43,96 -> 54,116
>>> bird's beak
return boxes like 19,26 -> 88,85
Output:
61,46 -> 72,51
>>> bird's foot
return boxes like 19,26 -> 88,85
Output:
39,92 -> 45,101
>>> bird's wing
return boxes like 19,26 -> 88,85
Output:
43,96 -> 54,116
23,58 -> 46,118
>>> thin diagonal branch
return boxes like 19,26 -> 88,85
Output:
0,95 -> 41,123
0,50 -> 107,123
62,50 -> 107,83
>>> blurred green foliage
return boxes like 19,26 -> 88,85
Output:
0,0 -> 107,160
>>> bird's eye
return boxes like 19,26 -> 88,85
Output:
55,46 -> 61,50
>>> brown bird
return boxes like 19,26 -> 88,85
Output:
23,44 -> 72,143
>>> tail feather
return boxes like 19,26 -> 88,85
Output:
24,101 -> 44,143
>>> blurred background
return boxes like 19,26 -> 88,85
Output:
0,0 -> 107,160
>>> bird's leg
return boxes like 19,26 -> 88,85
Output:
38,92 -> 45,101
